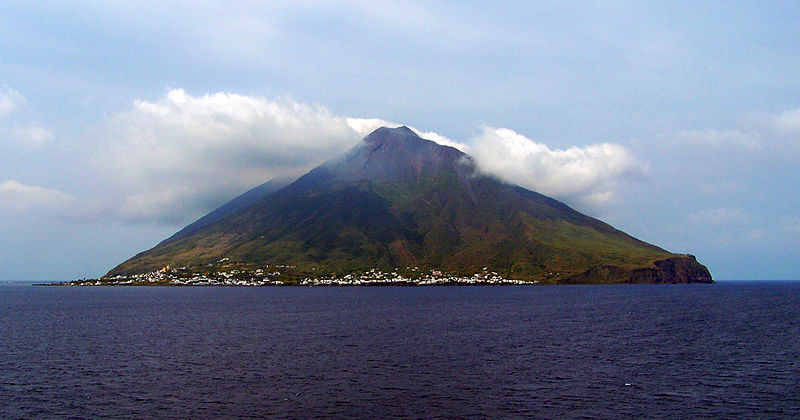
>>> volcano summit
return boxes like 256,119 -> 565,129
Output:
103,126 -> 711,285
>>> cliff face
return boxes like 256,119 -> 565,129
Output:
562,255 -> 713,284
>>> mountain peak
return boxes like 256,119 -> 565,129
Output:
359,125 -> 463,157
323,125 -> 469,183
365,125 -> 417,140
282,125 -> 467,193
362,126 -> 423,148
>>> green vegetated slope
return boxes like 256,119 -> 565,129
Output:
107,127 -> 711,284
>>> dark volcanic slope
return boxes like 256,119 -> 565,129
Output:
107,126 -> 711,283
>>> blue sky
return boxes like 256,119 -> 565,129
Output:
1,1 -> 798,281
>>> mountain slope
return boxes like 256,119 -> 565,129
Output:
158,176 -> 294,245
106,126 -> 711,284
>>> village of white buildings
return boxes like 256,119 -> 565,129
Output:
63,259 -> 534,286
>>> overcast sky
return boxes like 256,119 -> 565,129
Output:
1,1 -> 799,281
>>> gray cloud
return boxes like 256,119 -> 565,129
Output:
0,180 -> 74,212
0,179 -> 113,224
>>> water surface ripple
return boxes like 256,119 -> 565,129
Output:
1,282 -> 799,418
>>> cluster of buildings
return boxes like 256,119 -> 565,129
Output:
300,268 -> 531,286
64,263 -> 534,286
86,265 -> 286,286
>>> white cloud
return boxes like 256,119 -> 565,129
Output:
90,90 -> 475,225
83,90 -> 656,224
0,85 -> 25,118
772,108 -> 800,136
0,86 -> 55,148
95,89 -> 365,224
672,106 -> 800,157
8,125 -> 54,147
0,180 -> 74,212
469,126 -> 643,208
345,117 -> 394,138
687,207 -> 750,226
675,128 -> 760,149
411,128 -> 469,152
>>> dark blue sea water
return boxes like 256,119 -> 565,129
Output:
1,282 -> 799,419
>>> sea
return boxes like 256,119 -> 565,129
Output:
1,281 -> 798,419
